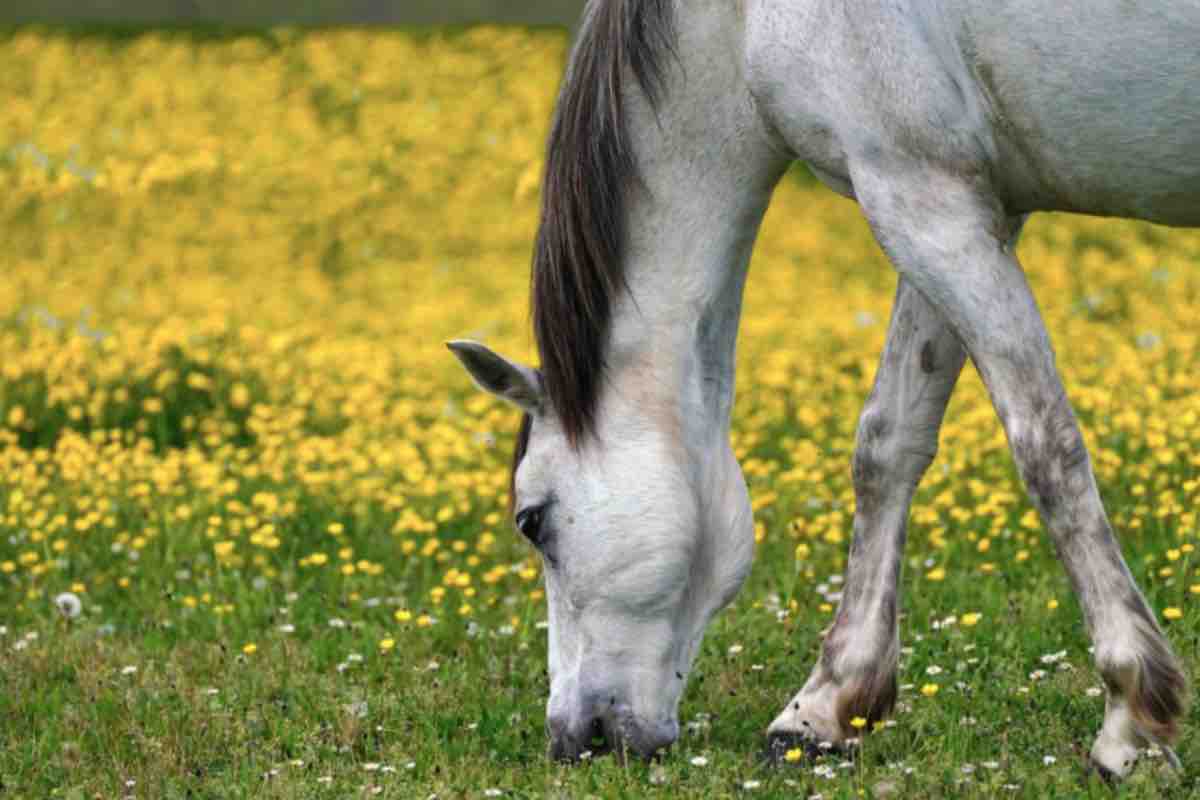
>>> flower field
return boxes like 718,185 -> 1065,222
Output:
1,26 -> 1199,798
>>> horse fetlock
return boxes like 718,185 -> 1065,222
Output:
1096,637 -> 1189,747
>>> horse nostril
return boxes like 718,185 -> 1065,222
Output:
589,716 -> 608,750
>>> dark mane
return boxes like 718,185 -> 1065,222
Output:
531,0 -> 677,446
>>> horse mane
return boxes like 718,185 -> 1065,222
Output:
530,0 -> 677,447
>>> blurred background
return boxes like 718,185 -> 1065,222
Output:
0,1 -> 587,27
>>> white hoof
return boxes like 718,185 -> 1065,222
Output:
1089,731 -> 1140,780
766,688 -> 843,748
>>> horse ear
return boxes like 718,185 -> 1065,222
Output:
447,340 -> 542,414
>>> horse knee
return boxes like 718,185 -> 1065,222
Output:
853,408 -> 936,496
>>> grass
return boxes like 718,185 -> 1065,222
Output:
2,24 -> 1200,800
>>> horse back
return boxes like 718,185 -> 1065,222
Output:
962,1 -> 1200,226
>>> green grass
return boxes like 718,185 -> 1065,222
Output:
3,497 -> 1198,798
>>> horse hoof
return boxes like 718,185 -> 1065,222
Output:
1088,757 -> 1118,785
1160,744 -> 1183,772
764,730 -> 834,764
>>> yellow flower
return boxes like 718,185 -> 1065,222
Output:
925,567 -> 946,582
1163,607 -> 1183,620
242,643 -> 258,655
1046,598 -> 1059,610
784,748 -> 803,763
961,612 -> 982,627
230,382 -> 250,409
850,716 -> 867,729
379,638 -> 395,652
921,683 -> 940,697
395,609 -> 413,622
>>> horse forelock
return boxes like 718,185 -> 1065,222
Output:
532,0 -> 676,448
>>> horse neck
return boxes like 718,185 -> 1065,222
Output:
604,3 -> 787,456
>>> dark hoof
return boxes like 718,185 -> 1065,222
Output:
1088,759 -> 1118,785
764,730 -> 829,765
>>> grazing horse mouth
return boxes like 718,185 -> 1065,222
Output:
548,711 -> 676,763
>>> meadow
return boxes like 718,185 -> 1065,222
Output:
1,25 -> 1199,799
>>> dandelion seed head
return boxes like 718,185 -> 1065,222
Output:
54,591 -> 83,619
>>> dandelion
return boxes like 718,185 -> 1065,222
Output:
850,716 -> 867,730
785,748 -> 803,763
379,638 -> 395,652
960,612 -> 982,626
242,643 -> 258,655
1163,607 -> 1183,620
921,683 -> 940,697
54,592 -> 82,619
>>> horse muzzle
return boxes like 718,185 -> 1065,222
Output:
546,703 -> 678,762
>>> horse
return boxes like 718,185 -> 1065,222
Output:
449,0 -> 1197,778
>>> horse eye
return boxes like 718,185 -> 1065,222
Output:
515,504 -> 546,544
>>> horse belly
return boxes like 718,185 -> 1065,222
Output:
966,2 -> 1200,227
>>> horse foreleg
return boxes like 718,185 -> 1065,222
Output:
851,159 -> 1188,779
768,275 -> 969,753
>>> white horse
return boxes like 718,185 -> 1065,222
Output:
450,0 -> 1195,778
